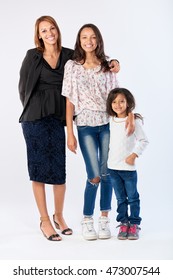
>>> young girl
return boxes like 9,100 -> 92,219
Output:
62,24 -> 134,240
106,88 -> 149,240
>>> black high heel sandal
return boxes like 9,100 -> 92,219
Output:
40,216 -> 62,241
53,214 -> 73,235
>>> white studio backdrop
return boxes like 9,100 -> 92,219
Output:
0,0 -> 173,262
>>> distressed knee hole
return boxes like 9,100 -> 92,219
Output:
90,176 -> 100,184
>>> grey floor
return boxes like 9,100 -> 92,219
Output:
0,198 -> 172,260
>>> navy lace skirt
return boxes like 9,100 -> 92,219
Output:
21,116 -> 66,185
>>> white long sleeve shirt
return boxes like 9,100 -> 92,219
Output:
108,117 -> 149,171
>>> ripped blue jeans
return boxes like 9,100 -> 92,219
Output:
77,124 -> 112,216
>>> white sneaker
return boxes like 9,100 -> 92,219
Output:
98,216 -> 111,239
81,218 -> 97,240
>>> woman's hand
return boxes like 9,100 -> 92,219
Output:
109,59 -> 120,73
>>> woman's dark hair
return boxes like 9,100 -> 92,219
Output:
73,23 -> 110,71
106,87 -> 143,120
34,15 -> 62,52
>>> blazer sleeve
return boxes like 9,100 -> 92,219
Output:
18,50 -> 33,106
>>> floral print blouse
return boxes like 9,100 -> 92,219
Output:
62,60 -> 119,126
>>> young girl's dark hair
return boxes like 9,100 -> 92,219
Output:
73,23 -> 110,71
106,87 -> 143,120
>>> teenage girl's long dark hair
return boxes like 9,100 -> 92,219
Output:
73,23 -> 110,71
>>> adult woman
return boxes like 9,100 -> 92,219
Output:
62,24 -> 133,240
19,16 -> 119,241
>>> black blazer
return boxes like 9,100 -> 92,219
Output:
18,47 -> 73,122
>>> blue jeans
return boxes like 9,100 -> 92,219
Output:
109,169 -> 142,225
77,124 -> 112,216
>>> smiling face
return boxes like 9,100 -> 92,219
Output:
111,94 -> 128,118
80,27 -> 97,53
38,20 -> 59,47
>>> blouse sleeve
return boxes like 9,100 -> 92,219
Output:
62,60 -> 73,96
61,60 -> 78,106
105,72 -> 119,95
110,72 -> 119,92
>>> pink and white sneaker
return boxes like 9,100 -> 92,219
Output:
117,223 -> 129,240
128,224 -> 141,240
